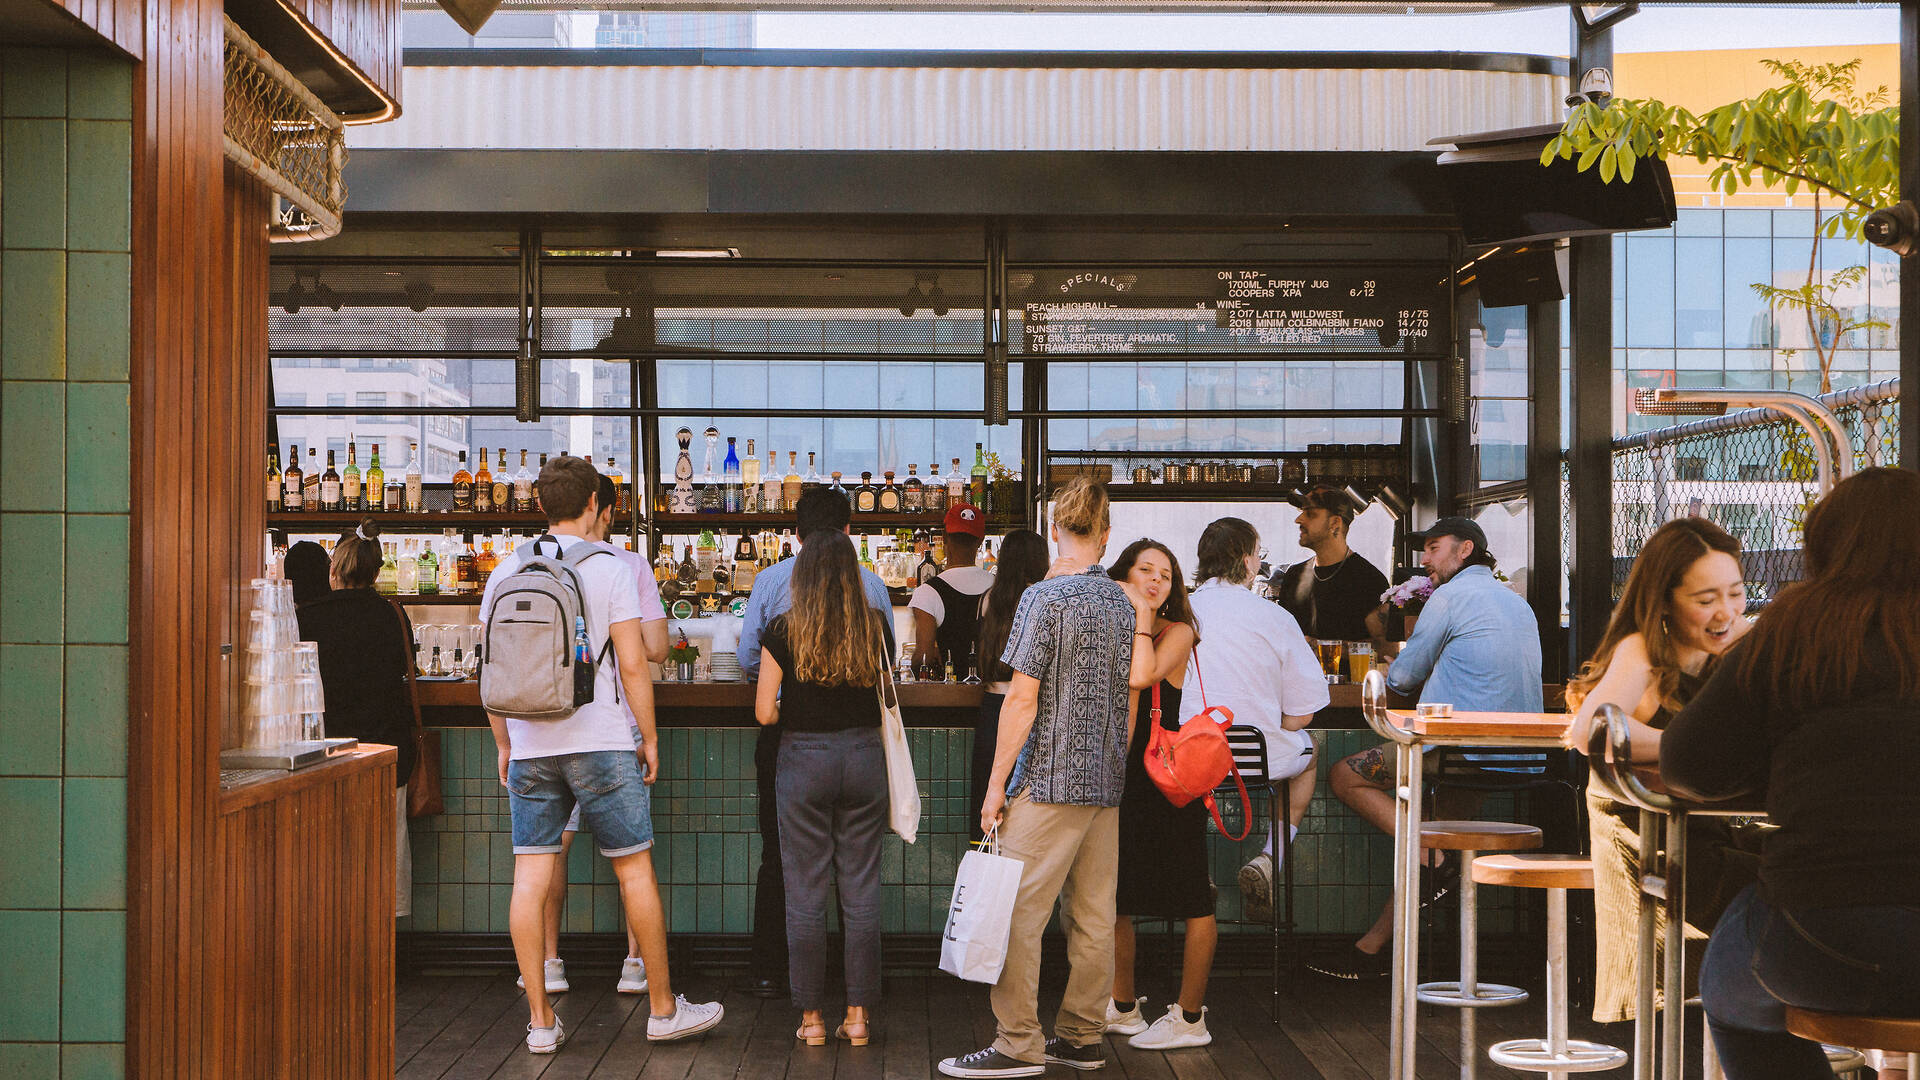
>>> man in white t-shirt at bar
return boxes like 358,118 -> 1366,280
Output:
910,502 -> 993,681
482,455 -> 722,1054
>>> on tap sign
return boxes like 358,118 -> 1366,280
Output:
1016,266 -> 1450,356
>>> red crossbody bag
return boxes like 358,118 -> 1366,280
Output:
1144,649 -> 1252,841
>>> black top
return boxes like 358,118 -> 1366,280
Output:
1272,551 -> 1391,642
1662,635 -> 1920,910
928,576 -> 984,680
295,588 -> 417,787
762,614 -> 885,733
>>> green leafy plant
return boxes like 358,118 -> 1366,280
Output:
667,630 -> 701,665
1543,58 -> 1899,392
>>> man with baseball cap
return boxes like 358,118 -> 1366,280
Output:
1312,515 -> 1543,980
1271,486 -> 1390,643
911,502 -> 993,683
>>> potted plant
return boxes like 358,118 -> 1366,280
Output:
667,630 -> 701,683
1380,575 -> 1434,642
984,451 -> 1021,520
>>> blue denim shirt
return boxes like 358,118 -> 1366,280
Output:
1386,565 -> 1542,712
736,555 -> 895,680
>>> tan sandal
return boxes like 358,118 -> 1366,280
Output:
795,1022 -> 828,1047
835,1019 -> 871,1046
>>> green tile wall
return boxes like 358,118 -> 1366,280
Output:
0,46 -> 134,1080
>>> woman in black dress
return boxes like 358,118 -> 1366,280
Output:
1103,540 -> 1213,1051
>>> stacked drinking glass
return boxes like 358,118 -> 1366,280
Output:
243,579 -> 327,746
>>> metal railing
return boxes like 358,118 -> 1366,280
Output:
224,17 -> 347,242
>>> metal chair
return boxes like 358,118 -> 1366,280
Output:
1214,724 -> 1296,1018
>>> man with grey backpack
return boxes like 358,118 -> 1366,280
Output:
480,455 -> 723,1054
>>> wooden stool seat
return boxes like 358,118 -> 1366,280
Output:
1785,1008 -> 1920,1054
1420,821 -> 1544,852
1471,853 -> 1594,891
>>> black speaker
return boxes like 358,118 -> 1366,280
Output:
1468,245 -> 1568,308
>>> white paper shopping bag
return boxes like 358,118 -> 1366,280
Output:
938,829 -> 1024,984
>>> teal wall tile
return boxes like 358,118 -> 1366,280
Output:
1,119 -> 65,249
1,380 -> 65,510
60,910 -> 123,1041
61,1042 -> 125,1080
487,884 -> 509,933
65,122 -> 131,253
1,49 -> 67,117
462,884 -> 488,933
0,1043 -> 59,1077
1,250 -> 66,379
61,777 -> 124,909
437,884 -> 463,931
0,910 -> 60,1039
64,382 -> 128,511
0,779 -> 61,908
66,53 -> 132,122
64,252 -> 129,382
0,644 -> 63,775
63,645 -> 126,777
62,515 -> 125,643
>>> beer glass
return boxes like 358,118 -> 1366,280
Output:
1314,639 -> 1346,683
1346,641 -> 1373,683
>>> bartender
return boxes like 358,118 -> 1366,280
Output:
909,502 -> 992,681
1270,486 -> 1388,642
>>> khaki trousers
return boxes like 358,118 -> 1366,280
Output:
989,791 -> 1120,1063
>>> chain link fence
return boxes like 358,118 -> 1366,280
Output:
223,17 -> 346,241
1571,378 -> 1900,608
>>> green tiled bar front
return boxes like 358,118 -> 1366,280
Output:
402,726 -> 1502,939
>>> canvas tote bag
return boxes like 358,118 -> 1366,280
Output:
875,637 -> 921,843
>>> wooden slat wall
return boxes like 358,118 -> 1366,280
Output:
223,160 -> 271,751
287,0 -> 405,117
216,755 -> 397,1080
52,0 -> 144,59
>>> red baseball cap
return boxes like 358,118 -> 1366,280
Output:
943,502 -> 986,537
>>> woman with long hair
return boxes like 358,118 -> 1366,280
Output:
1560,516 -> 1751,1023
754,529 -> 893,1048
294,519 -> 418,917
970,529 -> 1050,841
1102,540 -> 1213,1050
1664,468 -> 1920,1078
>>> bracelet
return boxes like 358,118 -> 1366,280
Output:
1135,631 -> 1153,639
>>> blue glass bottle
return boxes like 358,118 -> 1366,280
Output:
722,436 -> 743,514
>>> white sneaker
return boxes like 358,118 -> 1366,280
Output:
647,995 -> 724,1042
526,1016 -> 566,1054
516,958 -> 569,994
1105,996 -> 1149,1036
1238,853 -> 1274,923
1128,1005 -> 1211,1050
618,956 -> 648,994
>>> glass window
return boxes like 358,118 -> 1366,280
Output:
1674,238 -> 1724,347
1724,238 -> 1774,348
1625,234 -> 1676,347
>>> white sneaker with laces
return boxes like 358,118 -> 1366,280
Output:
647,995 -> 724,1042
618,956 -> 648,994
516,958 -> 570,994
1104,996 -> 1149,1036
526,1016 -> 566,1054
1128,1005 -> 1211,1050
1238,853 -> 1274,922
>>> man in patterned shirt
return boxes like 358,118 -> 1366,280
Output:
940,478 -> 1157,1079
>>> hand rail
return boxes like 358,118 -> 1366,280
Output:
1361,669 -> 1416,744
1584,702 -> 1767,818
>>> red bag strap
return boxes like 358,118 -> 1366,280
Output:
1190,644 -> 1209,710
1205,766 -> 1253,842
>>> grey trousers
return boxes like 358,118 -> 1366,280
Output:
776,726 -> 888,1010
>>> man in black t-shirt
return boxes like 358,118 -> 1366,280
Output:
1271,487 -> 1389,643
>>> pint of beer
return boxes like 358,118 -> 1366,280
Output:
1347,641 -> 1374,683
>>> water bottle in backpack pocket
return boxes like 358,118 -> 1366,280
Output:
479,534 -> 613,721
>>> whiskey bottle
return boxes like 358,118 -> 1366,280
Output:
740,438 -> 761,513
404,442 -> 423,513
878,471 -> 902,513
513,450 -> 534,512
722,437 -> 742,514
925,460 -> 947,513
783,452 -> 803,512
320,450 -> 343,511
473,450 -> 493,513
366,444 -> 385,513
305,448 -> 320,503
477,536 -> 499,586
902,464 -> 925,513
267,446 -> 284,512
491,449 -> 511,513
608,456 -> 627,515
855,472 -> 877,514
282,444 -> 303,511
342,441 -> 362,512
970,443 -> 989,508
452,450 -> 474,512
456,533 -> 478,594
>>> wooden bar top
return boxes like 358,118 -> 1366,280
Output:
218,743 -> 399,814
1387,710 -> 1570,740
414,677 -> 1394,711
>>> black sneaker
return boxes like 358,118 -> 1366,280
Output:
1306,944 -> 1391,981
937,1047 -> 1046,1078
1045,1037 -> 1107,1071
1421,857 -> 1459,910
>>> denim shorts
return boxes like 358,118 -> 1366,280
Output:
507,751 -> 653,858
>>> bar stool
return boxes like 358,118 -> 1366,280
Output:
1700,998 -> 1870,1080
1471,853 -> 1627,1074
1416,821 -> 1544,1080
1785,1009 -> 1920,1077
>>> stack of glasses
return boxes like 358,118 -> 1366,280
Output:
243,578 -> 327,746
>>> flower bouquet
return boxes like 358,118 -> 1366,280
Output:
667,630 -> 701,681
1380,575 -> 1433,641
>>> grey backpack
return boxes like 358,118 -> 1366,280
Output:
480,535 -> 613,721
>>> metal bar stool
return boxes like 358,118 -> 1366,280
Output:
1471,853 -> 1627,1075
1218,725 -> 1296,1016
1785,1010 -> 1920,1079
1700,1000 -> 1870,1080
1417,821 -> 1544,1080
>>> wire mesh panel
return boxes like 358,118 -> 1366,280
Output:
223,18 -> 346,240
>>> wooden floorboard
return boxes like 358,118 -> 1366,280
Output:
398,970 -> 1641,1080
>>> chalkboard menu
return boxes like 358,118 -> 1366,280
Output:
1013,267 -> 1450,356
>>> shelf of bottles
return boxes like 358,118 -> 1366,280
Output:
1045,444 -> 1411,504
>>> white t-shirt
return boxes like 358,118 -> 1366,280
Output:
596,540 -> 668,624
908,564 -> 995,624
1184,580 -> 1331,766
480,533 -> 644,760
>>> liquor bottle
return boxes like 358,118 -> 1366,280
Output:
653,546 -> 676,585
830,471 -> 848,500
320,450 -> 343,511
305,448 -> 320,503
477,536 -> 499,586
669,428 -> 697,515
456,533 -> 478,594
282,444 -> 303,511
397,539 -> 418,595
366,444 -> 385,513
917,545 -> 940,587
491,449 -> 511,513
699,431 -> 721,515
437,531 -> 460,594
535,453 -> 549,513
855,472 -> 877,514
676,544 -> 697,588
858,534 -> 874,571
376,542 -> 398,594
474,451 -> 494,513
981,539 -> 997,572
805,452 -> 822,491
427,644 -> 444,678
878,471 -> 903,513
404,442 -> 424,513
722,437 -> 742,514
452,450 -> 474,512
783,452 -> 803,511
513,450 -> 534,512
970,443 -> 989,507
903,465 -> 925,513
761,449 -> 782,514
417,536 -> 439,595
267,447 -> 283,512
925,461 -> 947,513
947,458 -> 966,507
779,534 -> 794,561
608,456 -> 626,515
343,441 -> 362,512
740,438 -> 761,513
733,532 -> 758,593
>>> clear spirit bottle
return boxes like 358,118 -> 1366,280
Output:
669,427 -> 698,514
491,449 -> 511,514
404,442 -> 423,512
513,450 -> 534,512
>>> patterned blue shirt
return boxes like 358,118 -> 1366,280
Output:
1386,565 -> 1543,712
1000,566 -> 1137,807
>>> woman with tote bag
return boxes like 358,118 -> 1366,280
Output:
755,530 -> 894,1048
